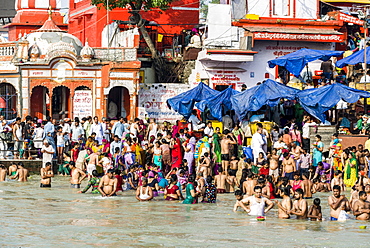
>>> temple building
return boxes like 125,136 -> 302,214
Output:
1,4 -> 141,120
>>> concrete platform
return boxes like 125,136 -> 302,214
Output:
0,159 -> 58,174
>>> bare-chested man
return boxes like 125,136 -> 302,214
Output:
282,152 -> 296,182
328,185 -> 350,220
229,156 -> 238,176
226,169 -> 239,193
10,163 -> 29,182
256,178 -> 270,199
220,130 -> 236,175
234,186 -> 274,216
289,188 -> 308,219
331,170 -> 345,192
198,152 -> 211,178
0,164 -> 7,181
268,149 -> 279,182
40,162 -> 54,187
242,172 -> 256,196
215,167 -> 227,193
301,173 -> 313,199
84,151 -> 101,179
290,142 -> 303,171
275,187 -> 292,219
353,191 -> 370,220
69,161 -> 86,188
98,169 -> 117,197
357,144 -> 366,170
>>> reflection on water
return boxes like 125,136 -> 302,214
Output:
0,176 -> 369,247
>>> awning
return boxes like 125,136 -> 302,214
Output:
198,49 -> 257,62
245,27 -> 343,35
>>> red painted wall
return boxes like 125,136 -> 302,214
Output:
68,0 -> 199,47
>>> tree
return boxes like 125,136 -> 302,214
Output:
91,0 -> 175,59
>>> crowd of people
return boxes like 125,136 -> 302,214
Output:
1,111 -> 370,221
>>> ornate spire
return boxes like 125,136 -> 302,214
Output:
34,6 -> 64,33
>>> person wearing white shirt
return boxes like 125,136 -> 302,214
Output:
222,111 -> 233,131
203,121 -> 214,137
91,116 -> 104,144
188,110 -> 205,131
302,116 -> 316,151
110,135 -> 122,156
71,121 -> 84,144
41,140 -> 55,168
360,70 -> 370,83
251,128 -> 266,164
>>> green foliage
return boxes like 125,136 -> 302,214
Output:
200,0 -> 220,18
91,0 -> 174,11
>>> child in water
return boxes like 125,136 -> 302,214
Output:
307,198 -> 322,221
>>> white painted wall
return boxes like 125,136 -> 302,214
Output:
247,0 -> 318,19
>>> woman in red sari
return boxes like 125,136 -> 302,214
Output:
171,134 -> 183,169
102,139 -> 112,159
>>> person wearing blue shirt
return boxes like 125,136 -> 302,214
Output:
43,116 -> 55,138
111,117 -> 127,138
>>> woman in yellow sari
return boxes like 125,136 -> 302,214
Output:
332,144 -> 343,171
343,152 -> 358,188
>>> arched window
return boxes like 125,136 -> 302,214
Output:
0,83 -> 17,119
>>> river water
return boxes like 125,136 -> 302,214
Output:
0,176 -> 369,247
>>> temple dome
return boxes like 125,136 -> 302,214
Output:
81,39 -> 94,61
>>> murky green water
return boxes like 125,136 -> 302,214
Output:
0,176 -> 369,247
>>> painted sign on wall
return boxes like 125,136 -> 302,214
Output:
74,90 -> 92,119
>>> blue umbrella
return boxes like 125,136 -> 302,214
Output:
268,48 -> 344,77
297,83 -> 370,122
336,47 -> 370,68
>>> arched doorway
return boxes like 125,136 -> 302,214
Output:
52,86 -> 70,120
31,86 -> 49,119
0,83 -> 17,119
107,86 -> 130,120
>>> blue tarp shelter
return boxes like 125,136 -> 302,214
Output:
268,48 -> 344,77
231,79 -> 300,120
336,47 -> 370,68
166,82 -> 218,118
297,83 -> 370,122
196,87 -> 239,121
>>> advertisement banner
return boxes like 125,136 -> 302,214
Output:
73,90 -> 92,119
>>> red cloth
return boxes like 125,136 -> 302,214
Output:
259,167 -> 269,176
71,148 -> 79,162
115,175 -> 123,192
171,138 -> 183,169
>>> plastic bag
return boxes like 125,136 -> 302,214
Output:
338,210 -> 349,221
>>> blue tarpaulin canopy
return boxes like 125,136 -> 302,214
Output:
336,47 -> 370,68
297,83 -> 370,122
166,82 -> 218,118
196,87 -> 239,121
231,79 -> 300,120
268,48 -> 344,77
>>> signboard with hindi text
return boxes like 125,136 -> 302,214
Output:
73,90 -> 92,119
138,84 -> 190,123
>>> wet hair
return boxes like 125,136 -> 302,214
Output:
206,175 -> 213,184
188,174 -> 196,183
69,161 -> 75,166
313,198 -> 321,205
45,162 -> 52,167
282,187 -> 290,196
359,191 -> 367,197
254,186 -> 262,192
333,185 -> 341,191
257,178 -> 265,185
170,174 -> 178,184
92,170 -> 99,177
228,169 -> 236,177
218,167 -> 223,173
234,190 -> 243,196
295,188 -> 304,196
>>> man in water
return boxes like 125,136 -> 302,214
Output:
214,167 -> 227,193
40,162 -> 54,187
282,152 -> 296,182
220,130 -> 236,175
307,198 -> 322,221
301,173 -> 313,199
328,185 -> 350,221
9,163 -> 29,182
84,150 -> 101,179
275,187 -> 292,219
98,169 -> 117,197
289,188 -> 308,219
353,191 -> 370,220
234,186 -> 274,216
69,161 -> 86,188
0,164 -> 7,181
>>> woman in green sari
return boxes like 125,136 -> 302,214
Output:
183,175 -> 198,204
343,152 -> 358,188
212,133 -> 222,174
